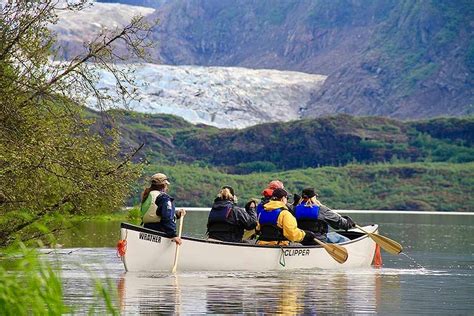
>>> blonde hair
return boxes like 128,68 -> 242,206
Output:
304,196 -> 322,207
217,188 -> 236,202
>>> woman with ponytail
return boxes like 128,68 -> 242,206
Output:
206,186 -> 257,242
140,173 -> 186,245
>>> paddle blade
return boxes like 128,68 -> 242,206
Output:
324,243 -> 348,264
311,238 -> 348,264
369,233 -> 403,255
356,225 -> 403,255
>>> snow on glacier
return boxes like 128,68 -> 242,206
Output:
49,1 -> 327,129
87,63 -> 327,129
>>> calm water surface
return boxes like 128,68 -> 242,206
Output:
48,212 -> 473,315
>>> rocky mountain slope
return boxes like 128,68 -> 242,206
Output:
53,1 -> 155,59
52,2 -> 327,128
99,0 -> 474,120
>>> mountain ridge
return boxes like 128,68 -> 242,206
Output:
101,0 -> 474,119
110,112 -> 474,211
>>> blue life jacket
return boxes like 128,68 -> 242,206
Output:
258,208 -> 287,242
295,203 -> 320,220
256,202 -> 265,217
295,203 -> 328,234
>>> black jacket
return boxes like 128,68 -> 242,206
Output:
207,198 -> 257,242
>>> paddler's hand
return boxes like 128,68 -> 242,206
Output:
176,208 -> 186,218
342,215 -> 356,229
172,237 -> 182,245
301,230 -> 317,245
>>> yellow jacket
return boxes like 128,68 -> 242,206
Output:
256,201 -> 306,246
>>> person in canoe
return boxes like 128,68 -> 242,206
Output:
242,180 -> 285,241
260,180 -> 285,205
207,186 -> 258,242
256,188 -> 316,246
256,180 -> 298,215
140,173 -> 186,245
294,188 -> 355,244
242,198 -> 260,240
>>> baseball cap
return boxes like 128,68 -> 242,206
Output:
151,173 -> 170,185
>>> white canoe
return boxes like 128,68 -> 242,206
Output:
119,222 -> 379,272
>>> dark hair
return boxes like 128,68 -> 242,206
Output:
245,199 -> 258,212
271,188 -> 288,200
141,183 -> 166,203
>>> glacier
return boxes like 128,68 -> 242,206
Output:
89,63 -> 327,129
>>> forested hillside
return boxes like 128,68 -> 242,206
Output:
115,111 -> 474,173
134,162 -> 474,212
112,111 -> 474,211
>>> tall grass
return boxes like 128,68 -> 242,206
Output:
0,243 -> 119,315
0,244 -> 67,315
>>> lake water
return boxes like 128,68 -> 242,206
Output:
47,212 -> 473,314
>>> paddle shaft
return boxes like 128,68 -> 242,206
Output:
171,215 -> 185,273
313,238 -> 348,264
356,224 -> 403,255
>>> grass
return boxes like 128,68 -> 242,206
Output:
0,243 -> 120,314
0,244 -> 67,315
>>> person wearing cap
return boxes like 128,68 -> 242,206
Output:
255,180 -> 298,228
256,188 -> 316,246
262,180 -> 284,201
140,173 -> 186,245
207,186 -> 257,242
256,180 -> 290,216
294,188 -> 355,244
254,180 -> 284,239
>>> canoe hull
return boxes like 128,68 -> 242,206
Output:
120,223 -> 378,272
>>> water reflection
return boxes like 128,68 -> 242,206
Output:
51,213 -> 474,314
117,270 -> 392,314
46,247 -> 474,314
206,281 -> 245,313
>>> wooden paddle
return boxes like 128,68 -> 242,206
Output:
355,224 -> 403,255
313,238 -> 348,264
171,214 -> 185,273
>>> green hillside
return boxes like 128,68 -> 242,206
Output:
116,111 -> 474,172
114,111 -> 474,212
134,162 -> 474,212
